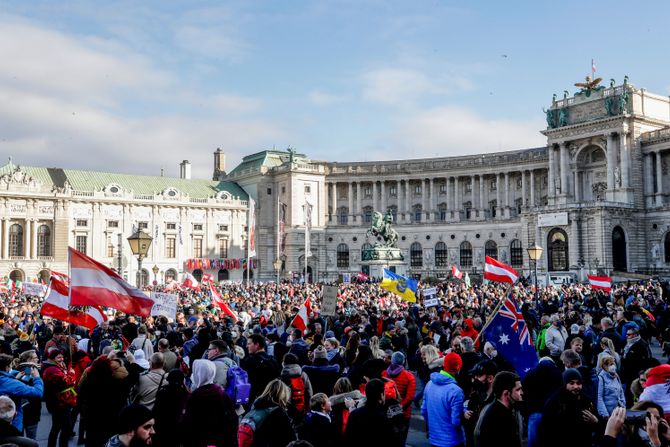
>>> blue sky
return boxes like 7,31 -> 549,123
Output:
1,0 -> 669,179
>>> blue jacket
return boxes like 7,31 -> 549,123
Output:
597,370 -> 625,417
421,371 -> 465,447
0,370 -> 44,431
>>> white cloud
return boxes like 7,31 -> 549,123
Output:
361,68 -> 474,105
174,25 -> 249,63
308,90 -> 346,106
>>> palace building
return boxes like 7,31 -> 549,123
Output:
3,77 -> 670,284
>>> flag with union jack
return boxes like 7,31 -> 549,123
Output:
483,296 -> 538,378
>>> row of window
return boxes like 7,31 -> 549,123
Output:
103,237 -> 230,259
79,220 -> 230,233
336,240 -> 524,269
5,224 -> 52,257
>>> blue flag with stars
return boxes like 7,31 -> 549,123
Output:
483,297 -> 538,378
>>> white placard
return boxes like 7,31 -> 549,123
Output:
537,212 -> 568,227
423,287 -> 437,298
150,292 -> 178,319
424,298 -> 440,307
321,285 -> 338,317
342,273 -> 351,284
22,282 -> 45,297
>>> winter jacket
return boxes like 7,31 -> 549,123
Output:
522,359 -> 563,414
180,383 -> 238,447
596,370 -> 625,417
280,363 -> 313,417
241,351 -> 281,402
209,353 -> 236,389
474,399 -> 521,447
129,336 -> 154,361
247,399 -> 296,447
0,370 -> 43,431
382,364 -> 416,418
298,411 -> 338,447
134,368 -> 166,410
344,402 -> 394,447
421,371 -> 465,447
542,388 -> 598,447
544,324 -> 568,356
104,435 -> 124,447
42,361 -> 76,413
303,360 -> 340,396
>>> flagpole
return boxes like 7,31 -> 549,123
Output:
276,195 -> 281,284
473,282 -> 514,346
246,200 -> 251,287
67,246 -> 73,368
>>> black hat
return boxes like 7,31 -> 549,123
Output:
469,359 -> 498,376
118,404 -> 153,434
563,368 -> 583,385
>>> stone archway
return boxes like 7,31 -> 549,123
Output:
547,228 -> 569,271
575,145 -> 608,201
9,270 -> 24,282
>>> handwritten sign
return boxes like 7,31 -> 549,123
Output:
423,287 -> 437,299
424,298 -> 440,307
321,285 -> 338,317
150,292 -> 178,319
23,282 -> 45,297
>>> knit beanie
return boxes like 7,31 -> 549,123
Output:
117,404 -> 153,434
313,345 -> 327,360
391,351 -> 405,366
563,368 -> 583,385
443,352 -> 462,374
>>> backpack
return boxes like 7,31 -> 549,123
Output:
289,375 -> 306,413
225,365 -> 251,406
238,406 -> 276,447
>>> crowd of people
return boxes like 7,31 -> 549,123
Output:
0,277 -> 668,447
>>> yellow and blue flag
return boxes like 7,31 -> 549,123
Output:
380,269 -> 418,302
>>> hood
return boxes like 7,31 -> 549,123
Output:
281,364 -> 302,377
429,371 -> 457,386
386,364 -> 404,378
329,389 -> 364,405
428,357 -> 444,370
110,360 -> 129,380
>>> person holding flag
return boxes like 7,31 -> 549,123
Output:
379,269 -> 418,303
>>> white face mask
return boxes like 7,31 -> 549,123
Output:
607,365 -> 616,374
490,350 -> 498,358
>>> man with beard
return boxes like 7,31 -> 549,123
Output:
474,371 -> 523,447
463,360 -> 497,447
105,404 -> 155,447
540,368 -> 599,447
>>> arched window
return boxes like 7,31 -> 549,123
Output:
337,243 -> 349,268
510,239 -> 523,268
361,243 -> 373,261
192,269 -> 203,282
338,207 -> 349,225
438,203 -> 447,221
165,269 -> 178,281
435,242 -> 448,267
37,224 -> 51,257
363,206 -> 373,224
547,228 -> 569,271
612,226 -> 627,271
410,242 -> 422,267
9,224 -> 23,257
464,201 -> 472,219
413,205 -> 422,222
485,240 -> 498,260
387,206 -> 397,223
218,269 -> 229,281
460,241 -> 473,268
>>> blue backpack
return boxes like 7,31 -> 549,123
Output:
226,365 -> 251,406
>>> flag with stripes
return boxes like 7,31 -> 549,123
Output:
484,256 -> 519,284
588,275 -> 612,292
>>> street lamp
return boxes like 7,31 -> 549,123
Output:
273,258 -> 282,284
527,244 -> 544,310
127,229 -> 153,288
152,265 -> 159,286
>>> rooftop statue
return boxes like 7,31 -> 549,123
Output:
575,75 -> 604,97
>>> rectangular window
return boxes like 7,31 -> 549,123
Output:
439,184 -> 447,194
76,235 -> 87,254
389,185 -> 397,197
193,224 -> 203,231
364,186 -> 372,197
107,220 -> 119,228
465,183 -> 472,193
166,237 -> 176,258
267,187 -> 272,195
305,185 -> 311,194
166,223 -> 176,230
490,180 -> 497,191
219,239 -> 228,258
218,224 -> 229,232
76,219 -> 88,227
138,222 -> 148,230
106,238 -> 114,258
193,238 -> 202,258
414,185 -> 422,194
282,186 -> 286,194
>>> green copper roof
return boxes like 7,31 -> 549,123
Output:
0,162 -> 248,200
228,149 -> 309,175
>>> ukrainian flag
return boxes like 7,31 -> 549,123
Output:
380,269 -> 418,302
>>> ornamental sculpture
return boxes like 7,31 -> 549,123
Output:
366,210 -> 399,248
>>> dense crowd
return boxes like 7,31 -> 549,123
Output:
0,277 -> 668,447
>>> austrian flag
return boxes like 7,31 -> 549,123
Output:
588,275 -> 612,292
290,298 -> 312,332
451,265 -> 463,280
484,256 -> 519,284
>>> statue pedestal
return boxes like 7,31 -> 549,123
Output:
362,247 -> 407,278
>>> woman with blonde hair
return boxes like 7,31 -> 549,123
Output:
596,337 -> 621,373
239,379 -> 295,447
597,354 -> 625,418
369,336 -> 385,359
415,344 -> 443,406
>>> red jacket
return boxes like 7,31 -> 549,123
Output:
382,365 -> 416,418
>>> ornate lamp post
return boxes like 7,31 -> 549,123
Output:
527,244 -> 544,309
273,258 -> 282,284
152,265 -> 159,286
127,230 -> 152,288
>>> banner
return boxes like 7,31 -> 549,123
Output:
150,292 -> 178,319
321,285 -> 338,316
23,282 -> 46,297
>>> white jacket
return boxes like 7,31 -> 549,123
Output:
545,324 -> 568,356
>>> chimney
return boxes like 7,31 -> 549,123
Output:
179,160 -> 191,179
213,148 -> 226,180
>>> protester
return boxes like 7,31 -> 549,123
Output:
0,395 -> 38,447
153,369 -> 189,447
239,378 -> 295,447
42,348 -> 77,447
298,393 -> 337,447
473,371 -> 523,447
344,379 -> 394,447
105,404 -> 155,447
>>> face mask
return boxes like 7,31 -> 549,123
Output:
490,350 -> 498,358
472,380 -> 487,392
607,365 -> 616,374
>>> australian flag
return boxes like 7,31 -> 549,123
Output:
483,297 -> 538,378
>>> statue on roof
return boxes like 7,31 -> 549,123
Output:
575,75 -> 604,97
287,147 -> 297,164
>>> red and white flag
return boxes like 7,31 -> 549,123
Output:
484,256 -> 519,284
164,279 -> 182,292
588,275 -> 612,292
209,282 -> 238,321
356,272 -> 369,282
290,298 -> 312,332
181,272 -> 200,290
41,275 -> 107,330
451,265 -> 463,280
202,273 -> 213,283
50,271 -> 69,283
69,247 -> 154,317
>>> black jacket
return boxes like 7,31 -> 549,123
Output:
298,411 -> 338,447
474,400 -> 521,447
241,351 -> 281,402
344,403 -> 393,447
522,359 -> 563,414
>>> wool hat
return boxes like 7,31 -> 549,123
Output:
117,404 -> 154,434
313,345 -> 327,360
47,348 -> 63,360
391,351 -> 405,366
563,368 -> 583,385
325,330 -> 335,338
443,352 -> 463,374
469,359 -> 498,376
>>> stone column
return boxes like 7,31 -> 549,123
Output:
31,219 -> 38,259
656,151 -> 664,206
606,133 -> 616,190
348,182 -> 354,224
504,172 -> 510,216
24,219 -> 31,259
521,171 -> 527,207
380,181 -> 386,213
570,215 -> 580,268
429,178 -> 435,221
620,133 -> 630,188
395,180 -> 400,219
372,181 -> 378,212
560,142 -> 568,196
445,177 -> 450,210
470,175 -> 476,211
548,145 -> 555,198
356,182 -> 362,222
404,180 -> 410,221
644,154 -> 654,206
530,170 -> 535,207
574,171 -> 581,202
495,174 -> 501,219
479,175 -> 485,218
454,177 -> 460,213
1,219 -> 8,259
331,182 -> 337,222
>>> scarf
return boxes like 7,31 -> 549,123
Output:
624,335 -> 641,356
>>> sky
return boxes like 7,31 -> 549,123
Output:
1,0 -> 670,180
